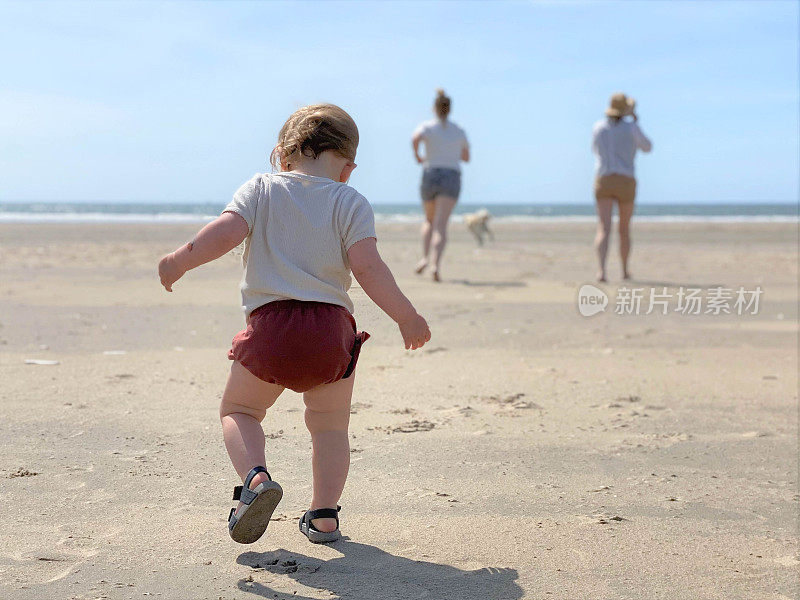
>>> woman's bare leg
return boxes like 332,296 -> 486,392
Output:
219,361 -> 284,511
594,198 -> 614,282
416,201 -> 436,274
618,200 -> 635,279
430,195 -> 458,282
303,375 -> 355,532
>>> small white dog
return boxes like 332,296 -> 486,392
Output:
463,208 -> 494,246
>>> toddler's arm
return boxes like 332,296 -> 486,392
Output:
347,238 -> 430,350
158,211 -> 249,292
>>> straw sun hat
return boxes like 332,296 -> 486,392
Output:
605,92 -> 636,117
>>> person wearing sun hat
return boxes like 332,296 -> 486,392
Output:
591,92 -> 652,282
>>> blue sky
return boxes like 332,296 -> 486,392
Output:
1,0 -> 797,204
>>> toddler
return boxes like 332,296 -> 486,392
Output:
158,104 -> 430,544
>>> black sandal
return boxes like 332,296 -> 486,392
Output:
228,466 -> 283,544
299,505 -> 342,543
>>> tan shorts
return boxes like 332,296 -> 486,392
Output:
594,174 -> 636,204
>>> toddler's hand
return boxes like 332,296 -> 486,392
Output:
158,253 -> 185,292
398,313 -> 431,350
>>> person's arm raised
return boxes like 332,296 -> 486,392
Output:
347,237 -> 430,350
631,114 -> 652,152
158,211 -> 249,292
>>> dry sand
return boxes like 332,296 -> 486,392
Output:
0,221 -> 797,600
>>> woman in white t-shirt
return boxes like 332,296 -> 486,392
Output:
412,89 -> 470,282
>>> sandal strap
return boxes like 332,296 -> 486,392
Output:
305,506 -> 341,524
244,466 -> 270,488
233,467 -> 271,504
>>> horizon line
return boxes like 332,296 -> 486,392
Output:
0,199 -> 797,206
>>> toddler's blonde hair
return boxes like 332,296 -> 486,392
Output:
270,104 -> 359,170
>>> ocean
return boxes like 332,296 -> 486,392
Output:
0,202 -> 796,224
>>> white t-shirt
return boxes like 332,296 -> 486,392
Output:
413,119 -> 468,171
592,118 -> 652,178
223,172 -> 376,316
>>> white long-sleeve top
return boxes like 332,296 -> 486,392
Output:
592,118 -> 652,178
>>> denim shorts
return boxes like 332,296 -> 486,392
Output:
420,167 -> 461,202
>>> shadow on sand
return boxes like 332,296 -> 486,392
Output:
449,278 -> 526,288
625,278 -> 727,289
236,539 -> 523,600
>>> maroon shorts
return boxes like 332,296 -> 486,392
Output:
228,300 -> 369,393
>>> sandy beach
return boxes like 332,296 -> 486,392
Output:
0,221 -> 796,600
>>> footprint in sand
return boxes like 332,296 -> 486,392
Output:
350,402 -> 373,414
479,393 -> 542,412
7,468 -> 39,478
481,392 -> 525,405
391,420 -> 436,433
629,432 -> 692,448
616,395 -> 641,403
106,373 -> 135,383
435,492 -> 459,503
3,543 -> 100,586
269,512 -> 306,523
241,553 -> 320,575
368,419 -> 436,434
588,485 -> 612,492
594,514 -> 627,525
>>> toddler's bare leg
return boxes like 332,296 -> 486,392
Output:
220,361 -> 284,511
303,375 -> 354,532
